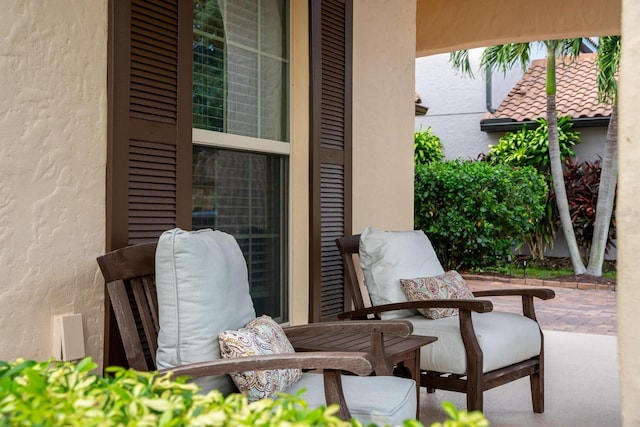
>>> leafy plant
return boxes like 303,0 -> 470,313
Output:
430,402 -> 489,427
415,127 -> 444,165
485,117 -> 580,170
0,357 -> 487,427
415,161 -> 547,270
563,157 -> 617,260
484,117 -> 580,259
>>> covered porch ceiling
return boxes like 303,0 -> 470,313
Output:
416,0 -> 621,57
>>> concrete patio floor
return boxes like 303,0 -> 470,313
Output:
419,280 -> 620,426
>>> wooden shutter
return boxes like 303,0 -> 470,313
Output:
106,0 -> 192,366
309,0 -> 352,322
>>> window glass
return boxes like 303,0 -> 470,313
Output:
192,146 -> 288,321
193,0 -> 289,142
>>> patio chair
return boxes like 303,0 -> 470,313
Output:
97,228 -> 417,424
335,228 -> 555,413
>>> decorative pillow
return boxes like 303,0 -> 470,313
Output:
359,227 -> 445,320
400,270 -> 475,319
219,315 -> 302,401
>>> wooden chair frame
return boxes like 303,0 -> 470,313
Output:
97,242 -> 414,420
335,234 -> 555,413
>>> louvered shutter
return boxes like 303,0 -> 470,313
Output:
108,0 -> 192,250
107,0 -> 192,366
309,0 -> 352,322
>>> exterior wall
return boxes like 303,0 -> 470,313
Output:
0,2 -> 107,365
289,1 -> 310,324
351,0 -> 416,233
618,1 -> 640,424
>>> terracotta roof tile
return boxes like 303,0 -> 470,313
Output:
485,53 -> 612,122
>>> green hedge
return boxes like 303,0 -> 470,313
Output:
0,358 -> 489,427
415,161 -> 547,270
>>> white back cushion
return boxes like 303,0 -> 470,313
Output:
359,227 -> 445,319
155,228 -> 256,394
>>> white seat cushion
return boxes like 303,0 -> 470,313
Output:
407,311 -> 542,375
287,373 -> 416,426
155,228 -> 256,394
359,227 -> 445,319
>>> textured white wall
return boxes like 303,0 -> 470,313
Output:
0,2 -> 107,365
352,0 -> 416,233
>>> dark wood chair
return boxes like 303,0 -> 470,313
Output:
97,241 -> 415,421
335,234 -> 555,413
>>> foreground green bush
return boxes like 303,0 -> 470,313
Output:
0,358 -> 489,427
415,161 -> 547,270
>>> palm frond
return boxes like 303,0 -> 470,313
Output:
596,36 -> 621,105
449,50 -> 475,78
480,43 -> 532,76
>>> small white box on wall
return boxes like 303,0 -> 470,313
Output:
52,313 -> 86,361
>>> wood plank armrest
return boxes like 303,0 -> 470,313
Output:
473,288 -> 556,300
160,351 -> 375,379
473,288 -> 555,321
338,300 -> 493,320
284,320 -> 413,338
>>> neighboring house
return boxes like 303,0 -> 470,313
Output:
416,50 -> 610,162
6,1 -> 640,422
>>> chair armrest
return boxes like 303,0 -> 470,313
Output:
473,288 -> 555,300
284,320 -> 413,338
473,287 -> 555,321
159,351 -> 375,379
338,299 -> 493,320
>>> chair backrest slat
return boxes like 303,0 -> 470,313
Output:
131,277 -> 158,367
335,235 -> 369,311
98,242 -> 158,371
106,280 -> 150,371
142,276 -> 159,332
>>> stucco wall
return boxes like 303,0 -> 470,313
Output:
289,1 -> 310,325
618,1 -> 640,424
352,0 -> 416,233
0,2 -> 107,365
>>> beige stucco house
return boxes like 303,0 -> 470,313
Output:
3,0 -> 640,424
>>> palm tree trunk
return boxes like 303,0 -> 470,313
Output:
547,94 -> 587,274
586,104 -> 618,276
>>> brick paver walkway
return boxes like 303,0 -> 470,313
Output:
466,279 -> 617,335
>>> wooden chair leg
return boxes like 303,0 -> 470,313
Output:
466,380 -> 483,412
530,369 -> 544,413
530,333 -> 545,413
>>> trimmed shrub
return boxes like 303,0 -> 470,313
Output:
415,161 -> 547,270
483,116 -> 581,259
415,127 -> 444,165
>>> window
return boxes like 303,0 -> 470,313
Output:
192,0 -> 290,322
193,0 -> 289,141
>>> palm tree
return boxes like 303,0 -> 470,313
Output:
586,36 -> 620,276
451,40 -> 587,274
